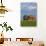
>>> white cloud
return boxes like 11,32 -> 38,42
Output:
22,5 -> 37,10
28,6 -> 37,10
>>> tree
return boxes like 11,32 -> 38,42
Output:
23,15 -> 28,20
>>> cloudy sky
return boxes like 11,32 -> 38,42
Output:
21,2 -> 37,19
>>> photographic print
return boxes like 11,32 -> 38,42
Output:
21,2 -> 37,26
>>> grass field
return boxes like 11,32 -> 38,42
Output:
21,20 -> 37,26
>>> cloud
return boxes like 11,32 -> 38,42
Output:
28,6 -> 37,10
21,3 -> 37,11
21,5 -> 37,10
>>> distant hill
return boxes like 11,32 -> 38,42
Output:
23,15 -> 36,21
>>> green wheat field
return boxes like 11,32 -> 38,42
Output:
21,20 -> 37,26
